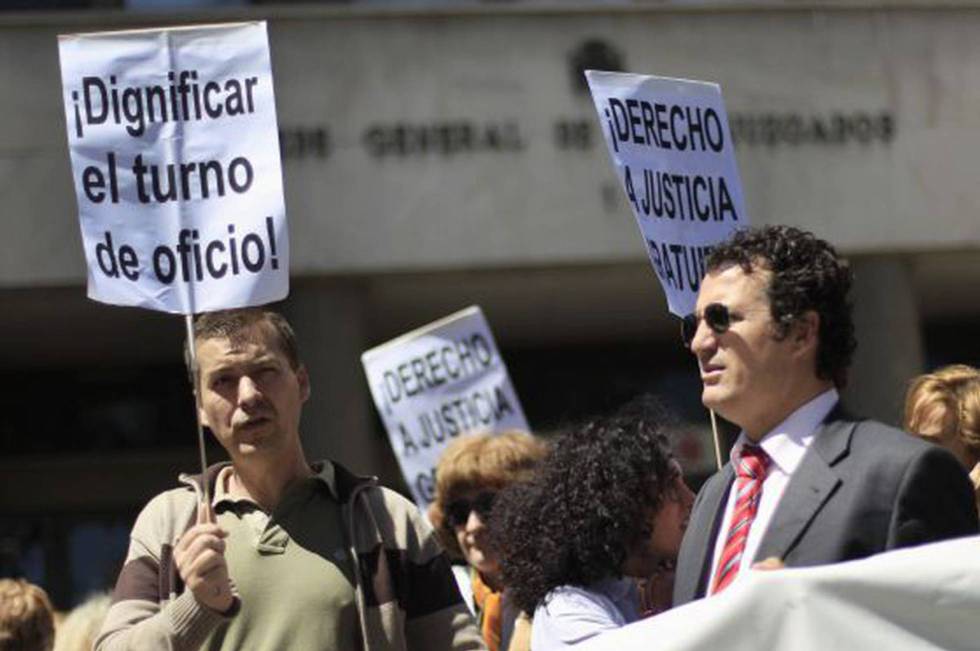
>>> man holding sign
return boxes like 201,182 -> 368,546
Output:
60,23 -> 480,650
97,309 -> 484,651
672,226 -> 978,605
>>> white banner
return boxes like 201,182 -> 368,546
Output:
585,71 -> 747,317
361,306 -> 529,509
581,536 -> 980,651
58,22 -> 288,314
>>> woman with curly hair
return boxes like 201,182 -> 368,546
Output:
428,431 -> 550,651
490,397 -> 694,650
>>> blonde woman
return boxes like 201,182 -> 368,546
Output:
905,364 -> 980,512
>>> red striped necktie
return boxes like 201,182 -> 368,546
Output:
711,444 -> 771,594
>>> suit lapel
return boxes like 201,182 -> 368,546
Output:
675,464 -> 735,602
754,413 -> 855,562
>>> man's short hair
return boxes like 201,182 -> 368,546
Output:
192,308 -> 301,370
0,578 -> 55,651
706,225 -> 857,388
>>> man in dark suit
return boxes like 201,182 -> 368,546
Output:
673,226 -> 978,606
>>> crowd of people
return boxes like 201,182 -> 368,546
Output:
2,225 -> 979,651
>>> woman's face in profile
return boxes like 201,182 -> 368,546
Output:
622,467 -> 695,578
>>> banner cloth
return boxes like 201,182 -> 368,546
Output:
580,535 -> 980,651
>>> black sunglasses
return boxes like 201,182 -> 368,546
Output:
680,303 -> 734,348
446,492 -> 497,528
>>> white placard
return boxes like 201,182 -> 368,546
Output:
58,22 -> 288,314
586,71 -> 748,317
362,306 -> 529,509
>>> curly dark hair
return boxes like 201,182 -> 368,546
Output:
706,225 -> 857,387
488,395 -> 677,614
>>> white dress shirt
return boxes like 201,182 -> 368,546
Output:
707,388 -> 839,594
531,578 -> 640,651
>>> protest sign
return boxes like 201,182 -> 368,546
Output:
362,306 -> 529,508
59,22 -> 287,314
585,71 -> 747,317
580,535 -> 980,651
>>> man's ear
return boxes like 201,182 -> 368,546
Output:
297,365 -> 311,403
791,311 -> 820,356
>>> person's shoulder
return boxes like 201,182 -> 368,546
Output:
533,583 -> 625,648
328,458 -> 421,520
361,484 -> 427,526
538,585 -> 612,614
845,417 -> 932,456
130,483 -> 198,546
352,481 -> 444,555
834,417 -> 967,480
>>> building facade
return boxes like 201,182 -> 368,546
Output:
2,2 -> 979,605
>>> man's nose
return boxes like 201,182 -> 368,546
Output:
237,375 -> 264,406
679,478 -> 696,508
689,317 -> 716,358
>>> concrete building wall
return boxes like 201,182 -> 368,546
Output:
4,4 -> 980,289
1,1 -> 978,506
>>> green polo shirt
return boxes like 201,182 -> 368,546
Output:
202,463 -> 360,651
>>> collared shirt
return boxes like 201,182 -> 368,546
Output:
707,388 -> 839,594
213,459 -> 339,503
211,461 -> 340,545
204,461 -> 358,651
531,577 -> 640,651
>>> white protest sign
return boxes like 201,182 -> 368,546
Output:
59,22 -> 288,314
586,71 -> 747,317
361,306 -> 529,509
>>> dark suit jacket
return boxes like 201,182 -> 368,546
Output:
673,407 -> 980,606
